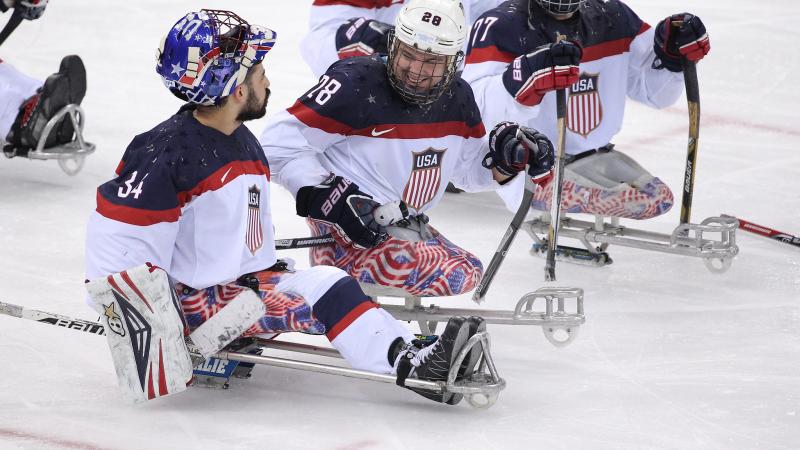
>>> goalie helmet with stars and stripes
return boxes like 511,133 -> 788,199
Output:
156,9 -> 276,106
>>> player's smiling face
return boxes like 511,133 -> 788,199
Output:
390,41 -> 448,94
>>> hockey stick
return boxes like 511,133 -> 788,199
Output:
274,234 -> 335,250
544,34 -> 569,282
472,175 -> 537,304
0,301 -> 105,335
679,47 -> 701,225
0,8 -> 24,47
274,200 -> 408,250
722,215 -> 800,249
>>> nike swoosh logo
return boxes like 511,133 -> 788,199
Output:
371,127 -> 395,137
220,167 -> 233,183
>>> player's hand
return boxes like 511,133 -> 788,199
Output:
296,175 -> 407,249
484,121 -> 555,183
503,40 -> 582,106
11,0 -> 48,20
335,18 -> 393,59
653,13 -> 710,72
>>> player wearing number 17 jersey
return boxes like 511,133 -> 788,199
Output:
261,0 -> 555,297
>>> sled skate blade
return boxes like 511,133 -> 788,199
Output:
364,284 -> 585,348
530,241 -> 612,267
525,215 -> 738,273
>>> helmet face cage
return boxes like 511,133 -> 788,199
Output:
531,0 -> 586,15
386,30 -> 463,106
156,9 -> 276,105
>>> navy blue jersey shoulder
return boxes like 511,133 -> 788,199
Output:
99,107 -> 267,211
297,56 -> 482,130
468,0 -> 529,56
472,0 -> 645,55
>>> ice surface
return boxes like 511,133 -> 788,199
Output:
0,1 -> 798,449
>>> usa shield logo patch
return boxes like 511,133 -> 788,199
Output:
402,148 -> 445,210
567,73 -> 603,137
246,185 -> 263,255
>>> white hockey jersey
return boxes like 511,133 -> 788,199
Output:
462,0 -> 685,156
301,0 -> 503,77
260,57 -> 499,215
85,106 -> 278,290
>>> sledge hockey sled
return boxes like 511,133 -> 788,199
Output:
525,213 -> 739,273
3,104 -> 95,175
195,332 -> 506,409
0,300 -> 506,409
362,284 -> 584,348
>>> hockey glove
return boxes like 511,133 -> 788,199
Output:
484,121 -> 555,183
8,0 -> 48,20
335,18 -> 393,59
653,13 -> 710,72
296,175 -> 394,249
503,40 -> 582,107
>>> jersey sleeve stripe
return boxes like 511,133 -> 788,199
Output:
351,120 -> 486,139
176,160 -> 271,206
289,100 -> 485,139
288,101 -> 353,136
97,160 -> 270,226
581,35 -> 636,63
96,191 -> 181,226
465,45 -> 517,65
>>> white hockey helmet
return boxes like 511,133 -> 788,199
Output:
387,0 -> 467,105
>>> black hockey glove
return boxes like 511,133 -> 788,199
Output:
296,175 -> 394,249
484,121 -> 555,183
503,40 -> 582,106
5,0 -> 49,20
335,18 -> 393,59
653,13 -> 710,72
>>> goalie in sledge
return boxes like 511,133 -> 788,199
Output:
462,0 -> 738,272
0,0 -> 95,175
83,9 -> 502,408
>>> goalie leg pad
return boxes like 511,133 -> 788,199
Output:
187,289 -> 265,360
86,264 -> 193,404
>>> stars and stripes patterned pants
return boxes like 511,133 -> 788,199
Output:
531,149 -> 674,220
307,219 -> 484,297
177,269 -> 326,336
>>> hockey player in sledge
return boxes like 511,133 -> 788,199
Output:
0,0 -> 93,174
462,0 -> 736,270
261,0 -> 555,298
301,0 -> 501,78
84,9 -> 492,406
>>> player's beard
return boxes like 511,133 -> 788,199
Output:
237,85 -> 270,122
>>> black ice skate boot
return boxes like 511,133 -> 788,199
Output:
4,55 -> 86,157
445,315 -> 487,405
392,316 -> 469,404
54,55 -> 86,144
